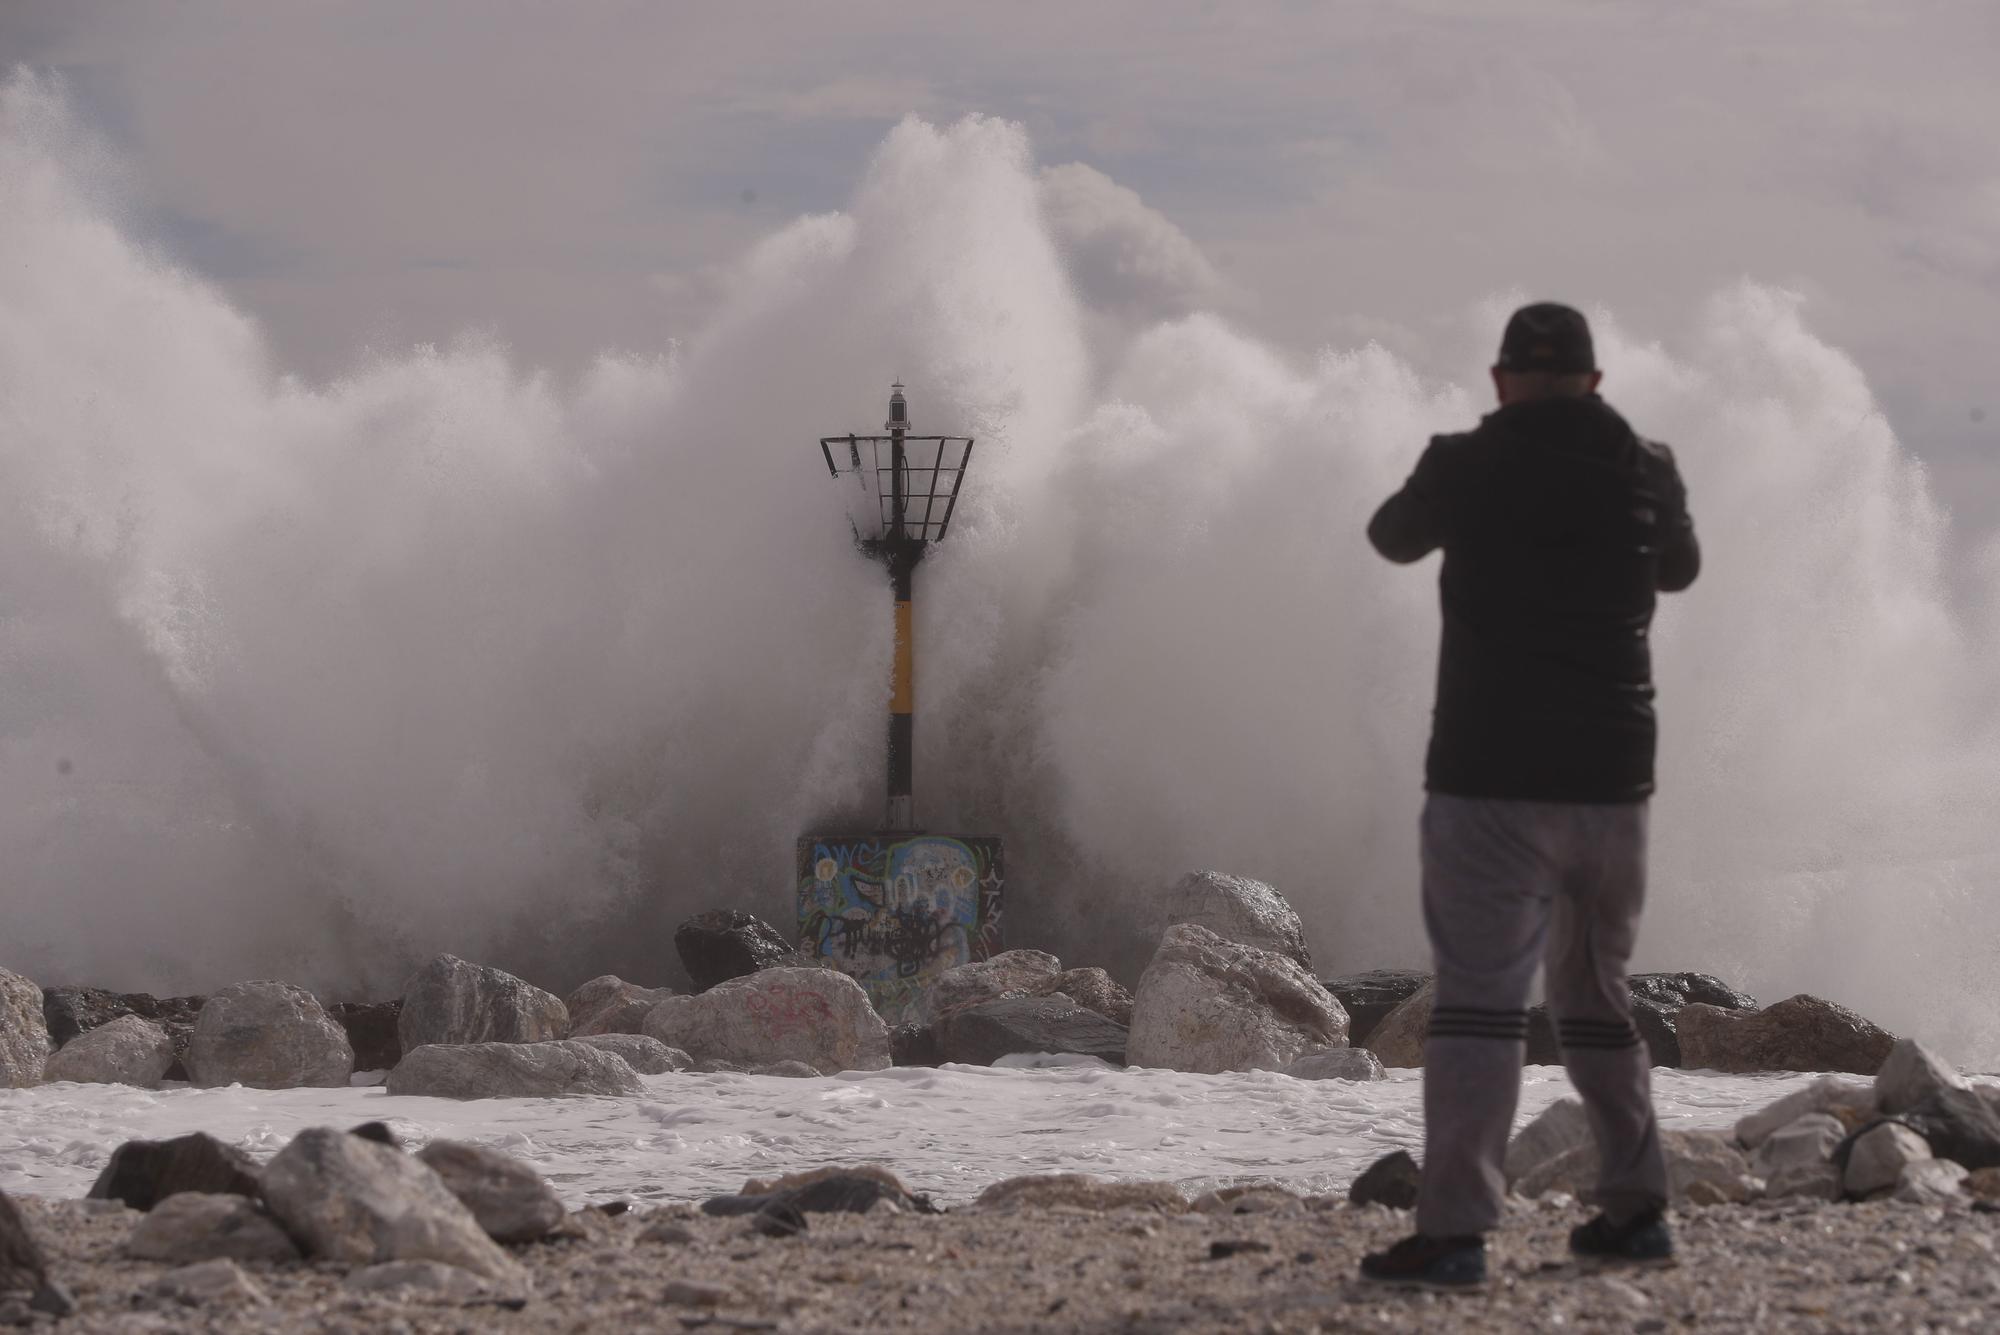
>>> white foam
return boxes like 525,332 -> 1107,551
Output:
0,1065 -> 1817,1208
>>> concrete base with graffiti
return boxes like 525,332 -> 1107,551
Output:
797,834 -> 1003,1023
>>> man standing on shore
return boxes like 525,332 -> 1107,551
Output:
1359,303 -> 1701,1289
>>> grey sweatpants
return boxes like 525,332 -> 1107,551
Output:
1415,794 -> 1669,1239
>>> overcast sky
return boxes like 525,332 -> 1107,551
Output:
6,1 -> 1997,529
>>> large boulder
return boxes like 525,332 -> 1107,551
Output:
42,988 -> 204,1079
1125,924 -> 1348,1074
385,1041 -> 644,1099
329,1001 -> 403,1072
1874,1038 -> 1971,1116
186,982 -> 353,1089
1363,981 -> 1433,1069
567,1032 -> 689,1074
260,1127 -> 523,1285
674,911 -> 800,994
397,955 -> 567,1052
43,1014 -> 177,1087
643,968 -> 890,1075
937,995 -> 1128,1066
1901,1087 -> 2000,1171
414,1142 -> 565,1244
1,1188 -> 73,1318
1159,871 -> 1311,970
1844,1122 -> 1931,1197
925,950 -> 1062,1023
0,969 -> 51,1089
123,1193 -> 301,1264
1677,994 -> 1895,1075
1322,970 -> 1428,1049
1516,1129 -> 1755,1205
1040,968 -> 1133,1027
565,976 -> 676,1037
87,1133 -> 263,1211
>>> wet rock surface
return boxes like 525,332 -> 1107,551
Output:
1678,993 -> 1896,1075
673,910 -> 801,994
397,954 -> 568,1052
385,1040 -> 645,1099
328,1000 -> 403,1072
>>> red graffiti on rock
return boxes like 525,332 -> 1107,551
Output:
745,983 -> 836,1035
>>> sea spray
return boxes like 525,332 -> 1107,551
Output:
1,78 -> 1994,1059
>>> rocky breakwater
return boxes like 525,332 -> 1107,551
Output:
674,909 -> 804,993
1127,923 -> 1351,1075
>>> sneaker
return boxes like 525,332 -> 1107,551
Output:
1568,1207 -> 1675,1269
1358,1233 -> 1488,1290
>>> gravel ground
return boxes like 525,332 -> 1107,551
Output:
9,1187 -> 2000,1334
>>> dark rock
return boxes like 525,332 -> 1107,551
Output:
1322,971 -> 1429,1049
1208,1239 -> 1273,1260
87,1132 -> 262,1211
1903,1087 -> 2000,1171
752,1203 -> 807,1237
1524,996 -> 1681,1067
348,1121 -> 400,1148
1629,972 -> 1757,1012
674,910 -> 801,993
330,1000 -> 403,1071
890,1023 -> 941,1067
1677,994 -> 1895,1075
937,995 -> 1128,1066
1348,1150 -> 1421,1209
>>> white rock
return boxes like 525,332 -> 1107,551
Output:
44,1014 -> 177,1088
146,1259 -> 268,1308
415,1141 -> 565,1243
567,1032 -> 689,1074
397,954 -> 568,1051
1844,1122 -> 1932,1198
186,982 -> 354,1089
643,967 -> 890,1075
1363,981 -> 1434,1069
1874,1038 -> 1971,1117
1734,1073 -> 1875,1148
1750,1112 -> 1846,1181
924,951 -> 1063,1023
1893,1158 -> 1969,1205
1158,871 -> 1312,969
386,1041 -> 644,1099
0,968 -> 51,1088
564,976 -> 676,1037
124,1192 -> 300,1264
1282,1048 -> 1385,1082
345,1260 -> 496,1299
1125,924 -> 1348,1074
260,1127 -> 524,1284
1505,1097 -> 1591,1187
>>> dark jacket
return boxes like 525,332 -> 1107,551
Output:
1368,395 -> 1699,802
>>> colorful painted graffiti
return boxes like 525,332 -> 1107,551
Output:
797,834 -> 1003,1022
